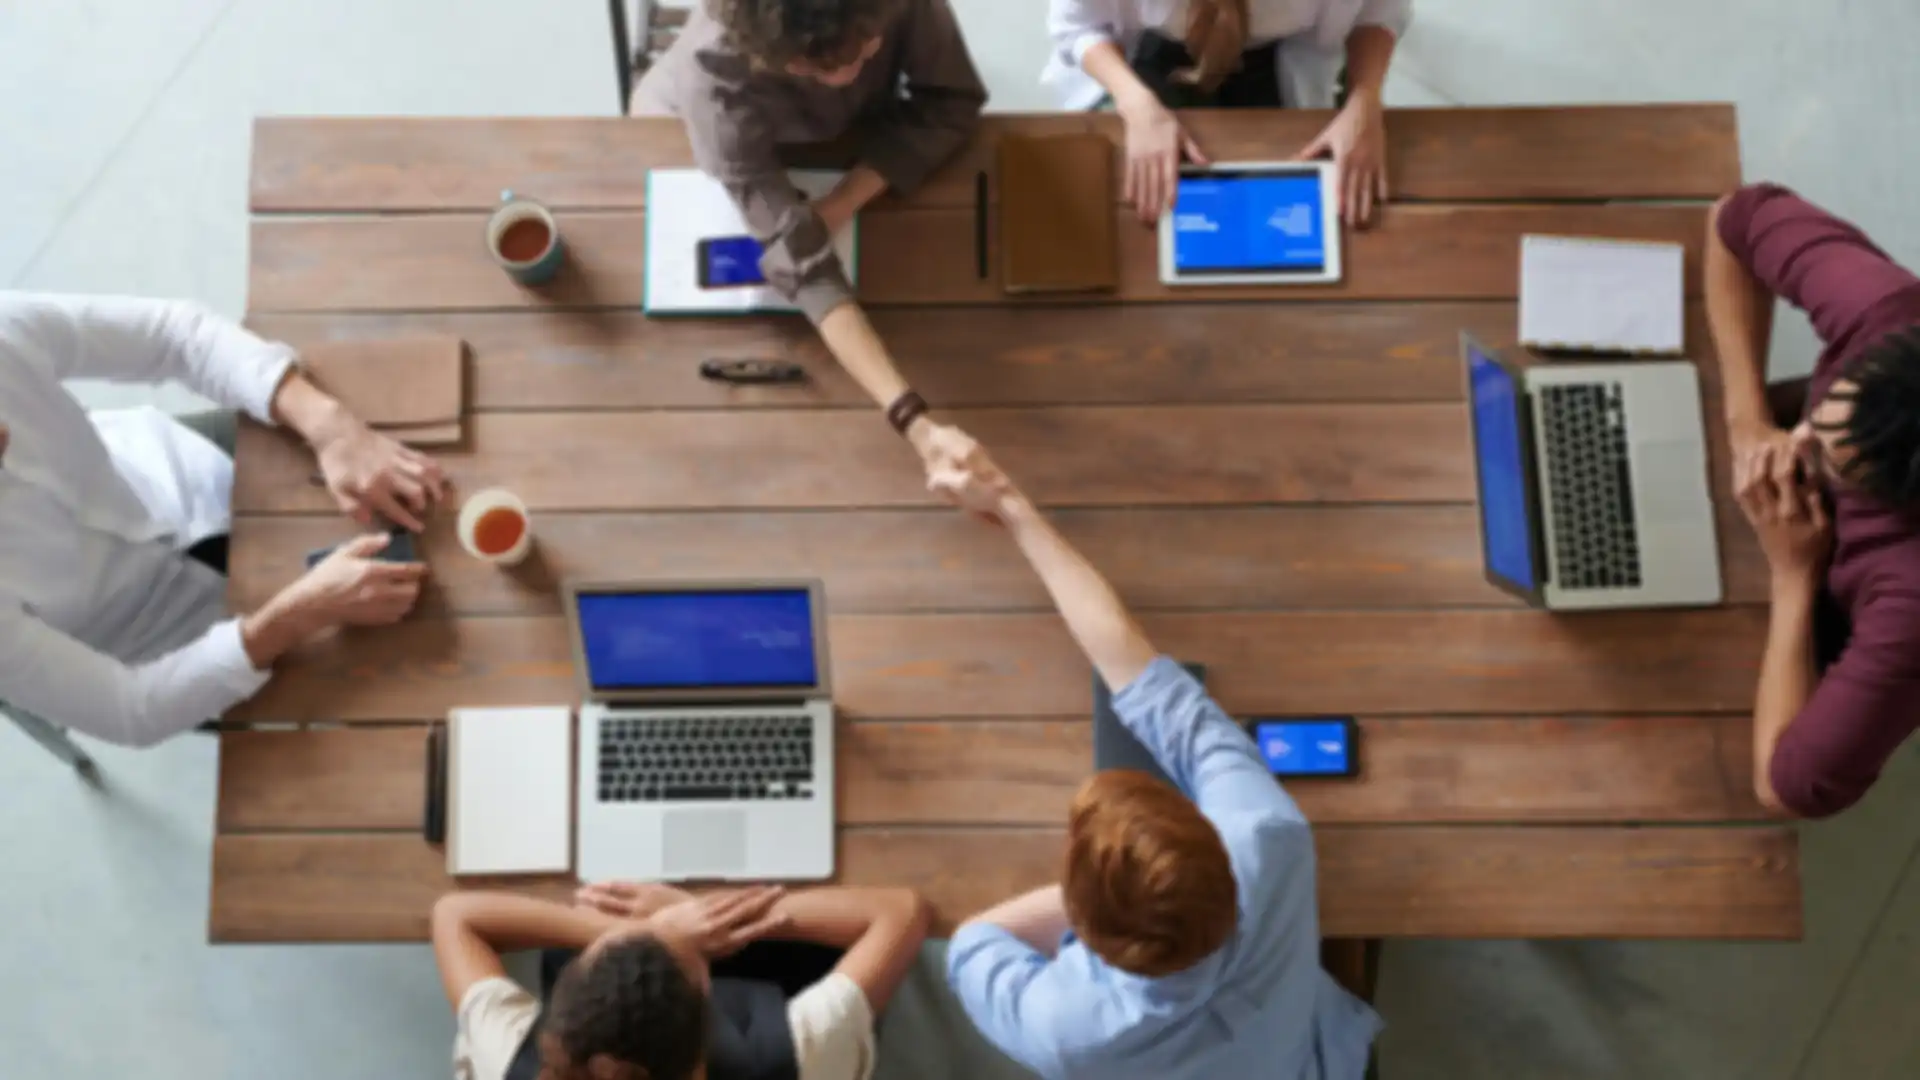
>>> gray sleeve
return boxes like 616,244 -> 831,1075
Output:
857,0 -> 988,195
687,100 -> 856,324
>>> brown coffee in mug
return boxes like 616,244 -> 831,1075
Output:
497,218 -> 553,264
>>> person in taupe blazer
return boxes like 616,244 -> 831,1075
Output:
634,0 -> 991,479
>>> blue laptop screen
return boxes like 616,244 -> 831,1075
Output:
577,588 -> 818,691
1171,169 -> 1326,275
1468,344 -> 1540,593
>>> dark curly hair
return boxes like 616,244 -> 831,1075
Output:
1819,324 -> 1920,506
708,0 -> 906,69
542,935 -> 708,1080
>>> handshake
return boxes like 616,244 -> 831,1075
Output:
912,422 -> 1028,523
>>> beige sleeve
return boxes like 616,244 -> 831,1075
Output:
452,977 -> 540,1080
787,972 -> 879,1080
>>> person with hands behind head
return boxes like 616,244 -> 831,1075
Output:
1046,0 -> 1409,227
1704,184 -> 1920,819
631,0 -> 990,491
928,449 -> 1380,1080
0,291 -> 443,749
435,881 -> 930,1080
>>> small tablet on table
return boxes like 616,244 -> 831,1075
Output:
1158,160 -> 1343,287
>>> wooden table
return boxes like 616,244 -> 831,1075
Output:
212,105 -> 1801,944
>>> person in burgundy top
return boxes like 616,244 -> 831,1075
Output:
1706,183 -> 1920,819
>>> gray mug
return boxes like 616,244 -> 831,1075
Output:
486,192 -> 566,286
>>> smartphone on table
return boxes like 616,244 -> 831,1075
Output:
1247,716 -> 1359,779
305,525 -> 419,569
697,235 -> 767,289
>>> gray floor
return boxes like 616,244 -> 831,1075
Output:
4,2 -> 1920,1078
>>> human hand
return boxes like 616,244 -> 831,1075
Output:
908,419 -> 984,476
1119,97 -> 1207,225
285,533 -> 427,627
314,420 -> 450,532
926,447 -> 1023,524
815,190 -> 855,236
646,885 -> 790,959
1730,420 -> 1803,505
1736,471 -> 1833,580
574,880 -> 697,921
1297,88 -> 1388,226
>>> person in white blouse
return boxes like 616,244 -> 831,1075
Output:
1045,0 -> 1411,227
0,292 -> 449,749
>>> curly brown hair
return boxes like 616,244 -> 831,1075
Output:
708,0 -> 907,70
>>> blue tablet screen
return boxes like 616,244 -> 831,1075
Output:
1171,170 -> 1327,275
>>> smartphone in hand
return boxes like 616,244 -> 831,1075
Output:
305,526 -> 419,570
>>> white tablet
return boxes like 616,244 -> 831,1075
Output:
1158,161 -> 1343,287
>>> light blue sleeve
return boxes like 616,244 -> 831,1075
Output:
945,923 -> 1076,1077
1110,656 -> 1305,823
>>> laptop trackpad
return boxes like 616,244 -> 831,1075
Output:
1634,441 -> 1707,524
663,809 -> 749,879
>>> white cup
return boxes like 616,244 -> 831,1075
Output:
457,488 -> 533,566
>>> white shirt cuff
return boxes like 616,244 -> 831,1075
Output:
235,344 -> 298,426
206,617 -> 275,690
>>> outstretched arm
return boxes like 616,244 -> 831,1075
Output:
994,494 -> 1159,693
930,453 -> 1292,813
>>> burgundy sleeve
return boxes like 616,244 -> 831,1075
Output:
1768,587 -> 1920,818
1716,183 -> 1920,358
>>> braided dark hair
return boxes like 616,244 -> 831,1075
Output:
708,0 -> 905,69
1821,323 -> 1920,507
543,935 -> 708,1080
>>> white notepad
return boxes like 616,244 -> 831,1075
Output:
643,168 -> 858,315
446,706 -> 573,876
1520,235 -> 1685,354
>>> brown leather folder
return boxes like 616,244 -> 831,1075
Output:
299,336 -> 466,446
998,134 -> 1119,294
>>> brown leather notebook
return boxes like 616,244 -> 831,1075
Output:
299,336 -> 466,446
999,134 -> 1119,294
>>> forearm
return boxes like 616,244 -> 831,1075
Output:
1706,198 -> 1779,428
239,586 -> 326,669
1752,573 -> 1819,809
1001,497 -> 1158,691
818,166 -> 890,235
1081,39 -> 1157,117
269,370 -> 359,450
1343,24 -> 1398,100
816,302 -> 914,409
432,893 -> 628,1010
965,886 -> 1069,956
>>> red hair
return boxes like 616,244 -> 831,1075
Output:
1062,770 -> 1237,977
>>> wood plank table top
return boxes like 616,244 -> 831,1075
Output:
214,105 -> 1800,944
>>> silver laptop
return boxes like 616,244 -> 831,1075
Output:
566,579 -> 835,883
1462,334 -> 1722,610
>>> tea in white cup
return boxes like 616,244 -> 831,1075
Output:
457,488 -> 533,566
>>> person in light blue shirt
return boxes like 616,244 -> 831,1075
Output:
929,446 -> 1382,1080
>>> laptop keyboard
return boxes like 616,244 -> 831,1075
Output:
1538,383 -> 1644,591
597,714 -> 816,804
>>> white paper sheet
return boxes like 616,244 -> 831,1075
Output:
643,168 -> 857,315
1520,235 -> 1685,354
447,706 -> 573,876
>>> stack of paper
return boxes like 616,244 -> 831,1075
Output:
644,168 -> 857,315
446,706 -> 573,876
1520,235 -> 1685,354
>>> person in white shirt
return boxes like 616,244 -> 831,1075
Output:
1045,0 -> 1411,226
0,292 -> 450,749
